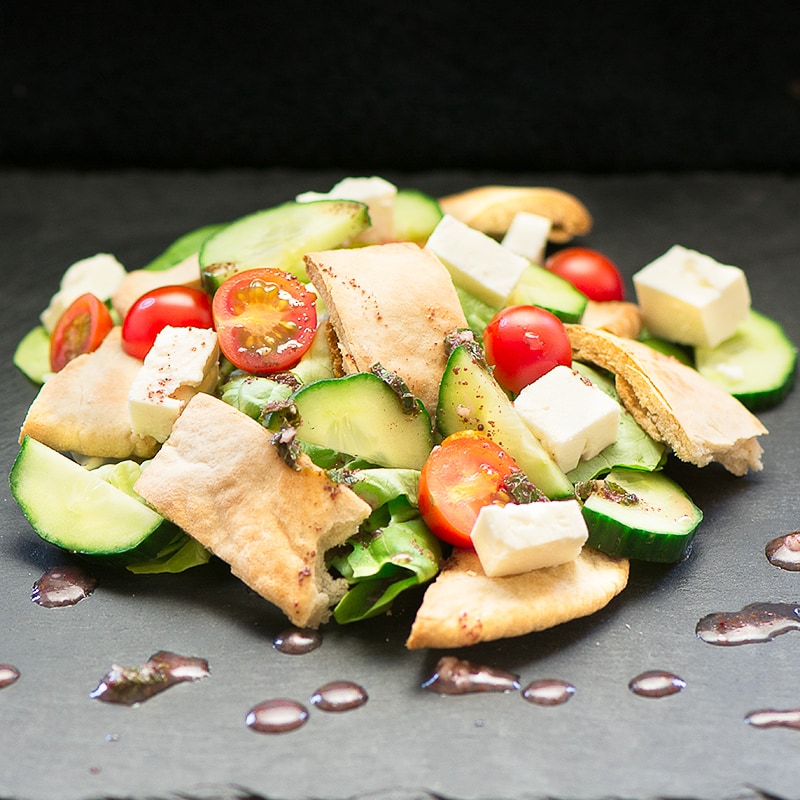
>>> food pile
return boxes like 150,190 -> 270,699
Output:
9,177 -> 797,649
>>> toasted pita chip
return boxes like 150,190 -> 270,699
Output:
566,324 -> 767,475
406,547 -> 629,649
134,393 -> 372,628
579,300 -> 643,339
304,242 -> 467,416
19,328 -> 159,459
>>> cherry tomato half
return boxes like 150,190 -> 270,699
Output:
544,247 -> 625,302
212,268 -> 317,375
49,292 -> 114,372
418,430 -> 523,549
483,305 -> 572,395
122,285 -> 214,360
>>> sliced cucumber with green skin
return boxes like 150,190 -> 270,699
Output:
694,309 -> 797,410
198,199 -> 370,292
393,189 -> 443,243
436,343 -> 574,499
293,373 -> 434,470
506,263 -> 588,323
581,467 -> 703,563
142,223 -> 225,271
13,325 -> 51,384
9,437 -> 177,564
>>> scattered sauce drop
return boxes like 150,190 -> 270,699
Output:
421,656 -> 520,695
696,602 -> 800,645
765,532 -> 800,571
745,708 -> 800,731
521,678 -> 576,706
273,627 -> 322,655
628,670 -> 686,698
89,650 -> 210,705
310,680 -> 368,712
245,698 -> 309,733
0,664 -> 20,689
32,565 -> 96,608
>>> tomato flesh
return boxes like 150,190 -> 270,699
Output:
483,305 -> 572,395
544,247 -> 625,302
50,293 -> 114,372
122,285 -> 214,360
212,268 -> 317,375
418,430 -> 523,549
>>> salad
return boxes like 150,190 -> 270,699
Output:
8,176 -> 798,648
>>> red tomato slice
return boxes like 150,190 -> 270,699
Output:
418,430 -> 523,549
122,285 -> 214,360
483,304 -> 572,395
49,293 -> 114,372
544,247 -> 625,302
212,268 -> 317,375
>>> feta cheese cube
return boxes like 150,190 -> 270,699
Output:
632,244 -> 751,348
129,326 -> 220,442
513,365 -> 620,473
296,176 -> 397,243
471,499 -> 588,577
425,214 -> 529,308
501,211 -> 552,265
41,253 -> 127,332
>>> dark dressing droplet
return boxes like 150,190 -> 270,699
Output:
310,680 -> 368,712
421,656 -> 520,695
628,670 -> 686,698
89,650 -> 210,705
696,602 -> 800,645
32,564 -> 97,608
0,664 -> 20,689
273,627 -> 322,655
245,698 -> 309,733
745,708 -> 800,731
521,678 -> 576,706
766,532 -> 800,571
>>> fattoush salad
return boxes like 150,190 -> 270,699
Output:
10,176 -> 798,648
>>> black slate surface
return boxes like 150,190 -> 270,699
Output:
1,169 -> 799,800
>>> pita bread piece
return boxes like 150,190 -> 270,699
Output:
566,324 -> 767,475
406,547 -> 629,649
19,327 -> 159,459
304,242 -> 467,416
133,392 -> 372,628
579,300 -> 643,339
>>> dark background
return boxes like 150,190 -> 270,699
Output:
3,1 -> 800,173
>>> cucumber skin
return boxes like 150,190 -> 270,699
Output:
393,189 -> 442,243
507,263 -> 588,324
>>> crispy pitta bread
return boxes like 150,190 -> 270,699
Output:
304,242 -> 467,415
133,393 -> 372,628
579,300 -> 643,339
566,324 -> 767,475
19,328 -> 159,459
406,547 -> 629,649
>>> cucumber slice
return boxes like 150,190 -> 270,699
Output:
581,467 -> 702,562
142,223 -> 224,271
694,309 -> 797,410
9,437 -> 175,564
507,263 -> 588,323
198,200 -> 370,291
436,343 -> 574,499
393,189 -> 443,243
293,372 -> 434,470
14,325 -> 51,384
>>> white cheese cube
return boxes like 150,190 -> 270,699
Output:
129,326 -> 220,443
296,176 -> 397,243
425,214 -> 529,308
41,253 -> 127,332
501,211 -> 552,265
632,244 -> 751,348
471,499 -> 588,577
513,365 -> 620,472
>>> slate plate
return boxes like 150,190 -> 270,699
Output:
1,169 -> 799,800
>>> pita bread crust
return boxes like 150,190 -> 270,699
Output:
19,328 -> 159,459
304,242 -> 467,415
566,324 -> 768,475
406,547 -> 629,649
133,393 -> 372,628
579,300 -> 643,339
